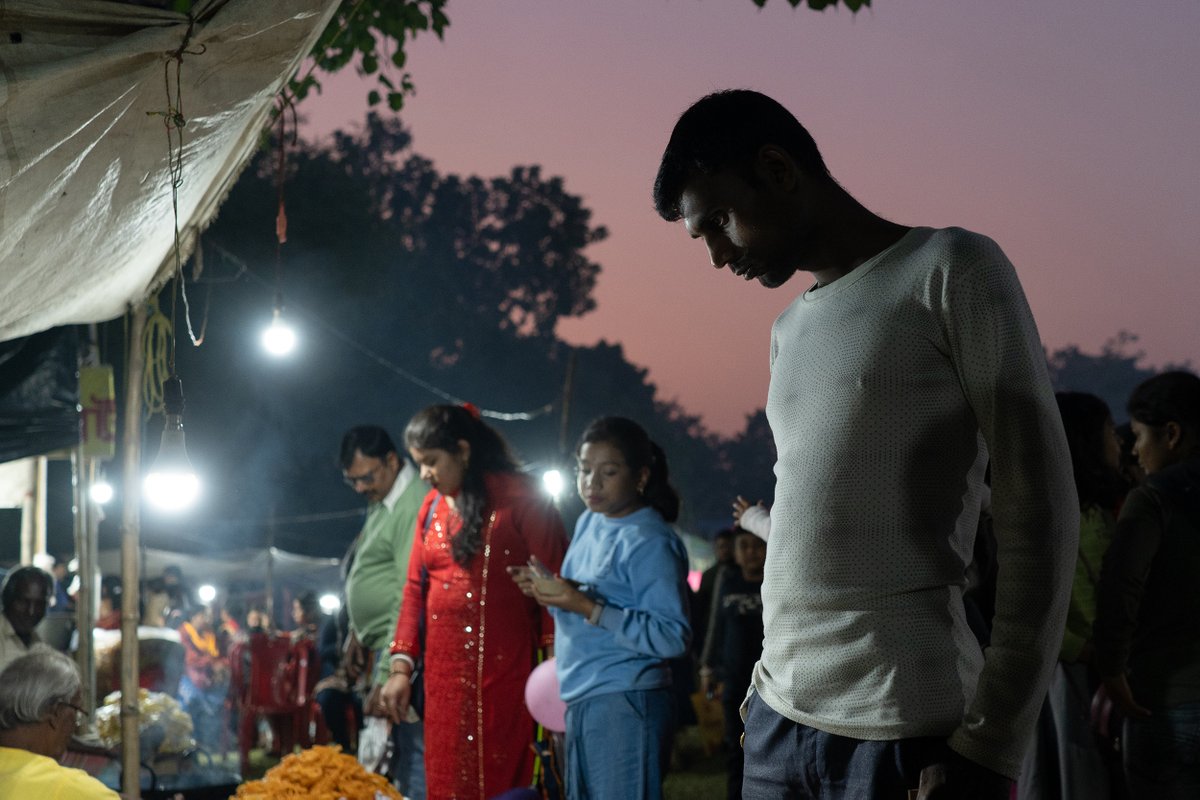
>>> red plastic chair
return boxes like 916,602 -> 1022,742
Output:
229,633 -> 329,772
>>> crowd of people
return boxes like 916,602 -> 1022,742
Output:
2,89 -> 1198,800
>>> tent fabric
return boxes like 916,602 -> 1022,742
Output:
0,326 -> 80,462
97,544 -> 342,588
0,0 -> 340,343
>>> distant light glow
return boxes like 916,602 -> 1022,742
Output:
262,312 -> 296,356
197,584 -> 217,604
319,593 -> 341,614
90,480 -> 114,505
144,471 -> 200,511
542,469 -> 565,499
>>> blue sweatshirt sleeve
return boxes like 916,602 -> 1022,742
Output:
594,532 -> 691,659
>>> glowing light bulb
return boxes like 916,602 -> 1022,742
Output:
197,584 -> 217,604
319,593 -> 341,614
90,480 -> 114,505
262,309 -> 296,356
542,469 -> 565,500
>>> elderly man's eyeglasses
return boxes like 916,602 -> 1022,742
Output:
59,701 -> 88,725
343,465 -> 381,488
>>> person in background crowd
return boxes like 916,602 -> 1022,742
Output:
1018,392 -> 1129,799
290,592 -> 323,642
339,423 -> 428,798
0,646 -> 119,798
732,496 -> 771,542
95,576 -> 121,631
1095,370 -> 1200,799
381,403 -> 568,800
245,605 -> 272,636
0,567 -> 52,673
160,565 -> 193,629
700,527 -> 766,800
513,416 -> 690,800
177,605 -> 230,753
653,88 -> 1078,799
313,603 -> 362,753
693,527 -> 735,659
50,557 -> 72,612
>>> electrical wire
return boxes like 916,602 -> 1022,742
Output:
207,240 -> 555,421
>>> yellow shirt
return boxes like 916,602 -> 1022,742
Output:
0,746 -> 119,799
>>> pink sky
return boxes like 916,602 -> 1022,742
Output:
303,1 -> 1200,437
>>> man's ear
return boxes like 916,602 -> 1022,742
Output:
1165,421 -> 1184,450
756,144 -> 799,191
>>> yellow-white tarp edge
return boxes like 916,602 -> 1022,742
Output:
0,0 -> 340,342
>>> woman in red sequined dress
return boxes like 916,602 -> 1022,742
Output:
381,404 -> 567,800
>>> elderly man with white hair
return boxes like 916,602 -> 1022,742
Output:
0,645 -> 119,798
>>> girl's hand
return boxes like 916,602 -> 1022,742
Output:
507,565 -> 537,597
380,671 -> 413,725
530,576 -> 596,618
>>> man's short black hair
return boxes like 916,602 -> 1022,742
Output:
339,425 -> 398,469
1,566 -> 53,609
653,89 -> 830,222
713,527 -> 736,543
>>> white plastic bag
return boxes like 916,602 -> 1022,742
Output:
358,716 -> 392,775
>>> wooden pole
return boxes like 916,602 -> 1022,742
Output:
72,447 -> 96,720
119,303 -> 147,799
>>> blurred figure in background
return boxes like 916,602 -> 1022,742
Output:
1018,392 -> 1129,799
177,605 -> 230,753
700,527 -> 766,800
0,567 -> 52,673
1095,370 -> 1200,799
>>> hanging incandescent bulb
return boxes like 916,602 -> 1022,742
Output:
144,375 -> 200,511
262,305 -> 296,356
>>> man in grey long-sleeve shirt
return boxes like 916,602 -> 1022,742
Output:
653,89 -> 1078,799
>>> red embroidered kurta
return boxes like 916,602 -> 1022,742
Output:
391,472 -> 567,800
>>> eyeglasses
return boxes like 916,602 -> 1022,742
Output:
59,701 -> 88,725
343,465 -> 381,488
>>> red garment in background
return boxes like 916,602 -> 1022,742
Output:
392,472 -> 567,800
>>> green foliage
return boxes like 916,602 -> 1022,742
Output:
750,0 -> 871,10
294,0 -> 449,111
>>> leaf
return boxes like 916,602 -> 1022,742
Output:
367,90 -> 381,106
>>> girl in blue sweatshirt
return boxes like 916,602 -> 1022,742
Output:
510,416 -> 691,800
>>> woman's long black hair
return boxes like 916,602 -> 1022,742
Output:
405,404 -> 521,566
577,417 -> 680,523
1127,370 -> 1200,435
1055,392 -> 1129,513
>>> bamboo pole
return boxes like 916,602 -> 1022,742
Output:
120,303 -> 147,799
72,447 -> 96,721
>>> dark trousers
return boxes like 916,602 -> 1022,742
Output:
741,690 -> 955,800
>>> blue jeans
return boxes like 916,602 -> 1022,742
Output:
1123,701 -> 1200,800
741,690 -> 958,800
389,718 -> 426,800
178,674 -> 229,753
565,688 -> 674,800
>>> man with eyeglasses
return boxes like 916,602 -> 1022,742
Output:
0,566 -> 53,674
338,424 -> 428,798
0,645 -> 119,798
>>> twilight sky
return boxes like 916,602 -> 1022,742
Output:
302,0 -> 1200,436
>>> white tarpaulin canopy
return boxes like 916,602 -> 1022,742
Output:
97,545 -> 342,588
0,0 -> 340,343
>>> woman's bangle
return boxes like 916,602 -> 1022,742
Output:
389,663 -> 413,678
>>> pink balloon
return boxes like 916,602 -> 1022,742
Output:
524,657 -> 566,733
